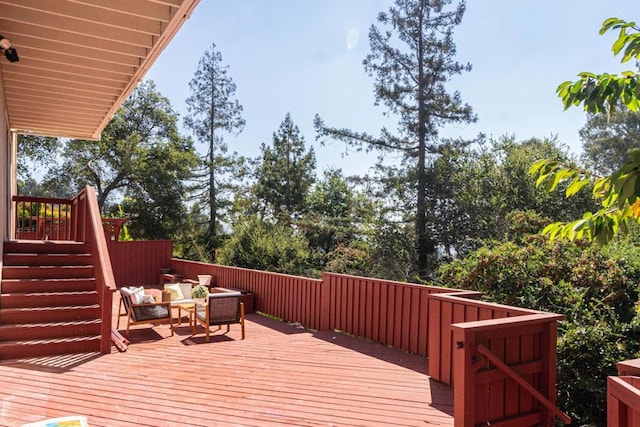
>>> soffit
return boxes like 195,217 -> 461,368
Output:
0,0 -> 199,140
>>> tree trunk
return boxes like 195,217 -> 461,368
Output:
208,63 -> 217,257
416,11 -> 429,279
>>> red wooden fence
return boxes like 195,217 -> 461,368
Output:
608,376 -> 640,426
427,293 -> 538,385
451,312 -> 564,426
107,240 -> 173,287
324,272 -> 481,357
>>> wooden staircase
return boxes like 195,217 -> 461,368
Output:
0,241 -> 103,360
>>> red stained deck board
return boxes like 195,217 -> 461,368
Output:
0,292 -> 453,427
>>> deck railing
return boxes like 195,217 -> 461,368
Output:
13,195 -> 72,240
71,186 -> 116,354
168,259 -> 569,426
608,376 -> 640,426
608,359 -> 640,426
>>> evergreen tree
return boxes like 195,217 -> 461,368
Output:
300,168 -> 374,257
315,0 -> 475,277
185,43 -> 246,253
254,113 -> 316,224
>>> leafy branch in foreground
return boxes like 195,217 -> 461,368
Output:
530,17 -> 640,244
557,18 -> 640,115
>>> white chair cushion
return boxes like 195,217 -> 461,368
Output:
164,283 -> 193,301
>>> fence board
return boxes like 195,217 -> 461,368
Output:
107,240 -> 173,287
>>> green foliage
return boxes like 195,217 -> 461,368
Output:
17,135 -> 60,183
529,148 -> 640,244
217,215 -> 310,275
427,136 -> 596,256
557,18 -> 640,114
531,17 -> 640,245
438,236 -> 640,425
254,113 -> 316,224
299,169 -> 376,266
580,103 -> 640,176
41,80 -> 199,243
557,318 -> 633,426
324,243 -> 372,277
191,285 -> 209,299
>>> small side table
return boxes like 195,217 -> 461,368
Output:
177,303 -> 196,328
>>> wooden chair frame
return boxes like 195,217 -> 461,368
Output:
193,293 -> 245,342
118,289 -> 174,338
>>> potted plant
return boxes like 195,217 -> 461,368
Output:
191,284 -> 209,303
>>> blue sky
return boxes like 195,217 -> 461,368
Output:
147,1 -> 639,177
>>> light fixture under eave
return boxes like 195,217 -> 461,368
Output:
0,35 -> 19,62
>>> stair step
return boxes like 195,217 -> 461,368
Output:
4,241 -> 90,254
0,291 -> 99,308
0,336 -> 101,360
2,265 -> 94,279
1,305 -> 101,324
3,253 -> 92,266
0,320 -> 102,341
1,278 -> 96,293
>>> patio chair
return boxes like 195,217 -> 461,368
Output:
118,286 -> 174,338
192,292 -> 245,342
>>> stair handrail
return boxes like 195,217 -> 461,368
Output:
476,344 -> 571,424
72,186 -> 116,354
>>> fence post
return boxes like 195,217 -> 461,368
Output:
319,272 -> 331,331
540,320 -> 559,426
452,325 -> 476,427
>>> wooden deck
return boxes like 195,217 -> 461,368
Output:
0,292 -> 453,426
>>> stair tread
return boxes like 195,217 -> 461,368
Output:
4,265 -> 93,269
1,305 -> 100,311
2,278 -> 95,283
2,291 -> 98,296
0,335 -> 101,346
0,319 -> 101,328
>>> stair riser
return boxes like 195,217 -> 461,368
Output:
2,266 -> 94,280
2,308 -> 101,324
3,254 -> 92,266
1,293 -> 99,308
0,323 -> 102,341
1,279 -> 96,293
3,242 -> 90,254
0,339 -> 101,360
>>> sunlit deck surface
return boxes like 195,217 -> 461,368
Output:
0,291 -> 453,426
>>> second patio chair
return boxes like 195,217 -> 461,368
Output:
192,292 -> 245,342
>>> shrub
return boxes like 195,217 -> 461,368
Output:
217,215 -> 310,275
438,235 -> 640,425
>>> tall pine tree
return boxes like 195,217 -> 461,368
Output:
185,43 -> 246,254
315,0 -> 475,277
255,113 -> 316,225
